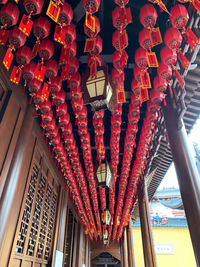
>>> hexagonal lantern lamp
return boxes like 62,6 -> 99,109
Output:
95,159 -> 113,188
82,65 -> 116,112
104,208 -> 111,226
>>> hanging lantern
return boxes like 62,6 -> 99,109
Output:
56,103 -> 68,117
23,0 -> 44,15
68,72 -> 81,89
45,119 -> 56,133
139,4 -> 157,29
133,65 -> 142,82
41,110 -> 53,124
139,28 -> 152,50
33,89 -> 44,105
68,56 -> 79,76
82,0 -> 101,13
157,62 -> 172,80
102,209 -> 112,226
53,90 -> 66,106
45,59 -> 58,79
84,15 -> 100,37
63,24 -> 76,46
70,88 -> 82,102
33,16 -> 50,39
112,29 -> 128,51
112,50 -> 128,70
16,46 -> 31,66
28,78 -> 42,94
59,114 -> 70,129
114,0 -> 129,7
0,3 -> 19,27
95,159 -> 113,188
90,35 -> 103,55
160,46 -> 177,66
164,27 -> 182,50
39,39 -> 54,60
49,76 -> 62,93
170,4 -> 189,29
23,62 -> 36,82
40,100 -> 51,114
9,27 -> 26,48
62,123 -> 72,137
150,90 -> 165,106
58,2 -> 73,26
111,68 -> 124,86
135,47 -> 148,69
131,79 -> 141,96
153,76 -> 168,92
112,6 -> 132,30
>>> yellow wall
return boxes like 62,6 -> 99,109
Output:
132,226 -> 196,267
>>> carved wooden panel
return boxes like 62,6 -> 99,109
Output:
9,149 -> 59,267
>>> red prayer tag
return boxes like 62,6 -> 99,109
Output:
54,25 -> 65,45
31,40 -> 40,59
178,50 -> 189,70
140,71 -> 151,88
90,60 -> 97,79
172,66 -> 185,89
46,0 -> 60,23
61,64 -> 70,81
84,38 -> 96,53
0,29 -> 8,45
119,30 -> 128,51
34,63 -> 46,82
18,14 -> 33,37
150,27 -> 162,47
146,52 -> 158,67
3,48 -> 13,71
59,46 -> 70,65
41,82 -> 50,101
140,87 -> 149,103
183,27 -> 199,51
10,66 -> 22,85
116,82 -> 126,103
85,12 -> 95,32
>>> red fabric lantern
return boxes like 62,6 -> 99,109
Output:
88,54 -> 101,68
45,59 -> 58,79
139,28 -> 152,50
23,62 -> 36,82
33,89 -> 44,105
170,4 -> 189,29
49,76 -> 62,93
68,73 -> 81,89
59,114 -> 70,128
40,100 -> 51,114
135,48 -> 148,69
164,27 -> 182,50
53,90 -> 66,106
28,78 -> 41,94
9,27 -> 26,48
111,68 -> 124,86
157,62 -> 172,80
16,46 -> 31,66
133,65 -> 142,82
131,79 -> 141,96
39,39 -> 54,60
63,24 -> 76,46
150,90 -> 165,106
41,110 -> 53,124
153,76 -> 168,92
0,3 -> 19,27
23,0 -> 44,15
112,6 -> 132,30
58,2 -> 73,26
114,0 -> 129,6
112,50 -> 128,70
56,103 -> 68,117
68,57 -> 79,76
70,88 -> 82,102
139,4 -> 157,29
90,35 -> 102,55
160,46 -> 177,66
62,123 -> 72,136
84,15 -> 100,37
45,119 -> 56,133
33,16 -> 50,39
82,0 -> 101,13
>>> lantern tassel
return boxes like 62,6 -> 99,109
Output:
169,84 -> 173,96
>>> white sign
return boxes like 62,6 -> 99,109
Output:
155,244 -> 174,255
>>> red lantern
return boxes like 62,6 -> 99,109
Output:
164,27 -> 182,50
47,128 -> 58,139
90,35 -> 102,55
133,65 -> 142,82
111,68 -> 124,85
28,78 -> 41,94
39,39 -> 54,60
68,73 -> 81,89
45,119 -> 56,133
41,110 -> 53,124
135,48 -> 148,69
40,100 -> 51,114
58,2 -> 73,26
114,0 -> 129,6
33,16 -> 50,39
23,0 -> 44,15
82,0 -> 101,13
112,6 -> 132,30
56,103 -> 68,117
45,60 -> 58,79
68,57 -> 79,76
153,76 -> 168,92
112,50 -> 128,70
59,114 -> 70,128
139,28 -> 152,50
0,3 -> 19,27
62,123 -> 72,137
33,89 -> 44,105
160,46 -> 177,66
139,4 -> 157,29
16,46 -> 31,66
23,62 -> 36,82
70,88 -> 82,102
131,79 -> 141,96
63,24 -> 76,46
150,90 -> 165,106
88,54 -> 101,68
49,76 -> 62,93
157,62 -> 172,80
84,15 -> 100,37
9,27 -> 26,48
170,4 -> 189,29
53,90 -> 66,106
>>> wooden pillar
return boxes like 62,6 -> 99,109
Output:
138,181 -> 157,267
120,238 -> 124,267
163,96 -> 200,266
72,221 -> 78,267
85,236 -> 89,267
0,105 -> 35,267
88,239 -> 91,267
127,221 -> 135,267
76,223 -> 83,267
123,228 -> 129,267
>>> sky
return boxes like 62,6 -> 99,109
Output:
158,116 -> 200,190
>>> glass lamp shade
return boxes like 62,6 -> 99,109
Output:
103,229 -> 108,240
105,209 -> 111,225
95,160 -> 113,188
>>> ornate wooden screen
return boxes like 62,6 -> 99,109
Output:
8,148 -> 59,267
